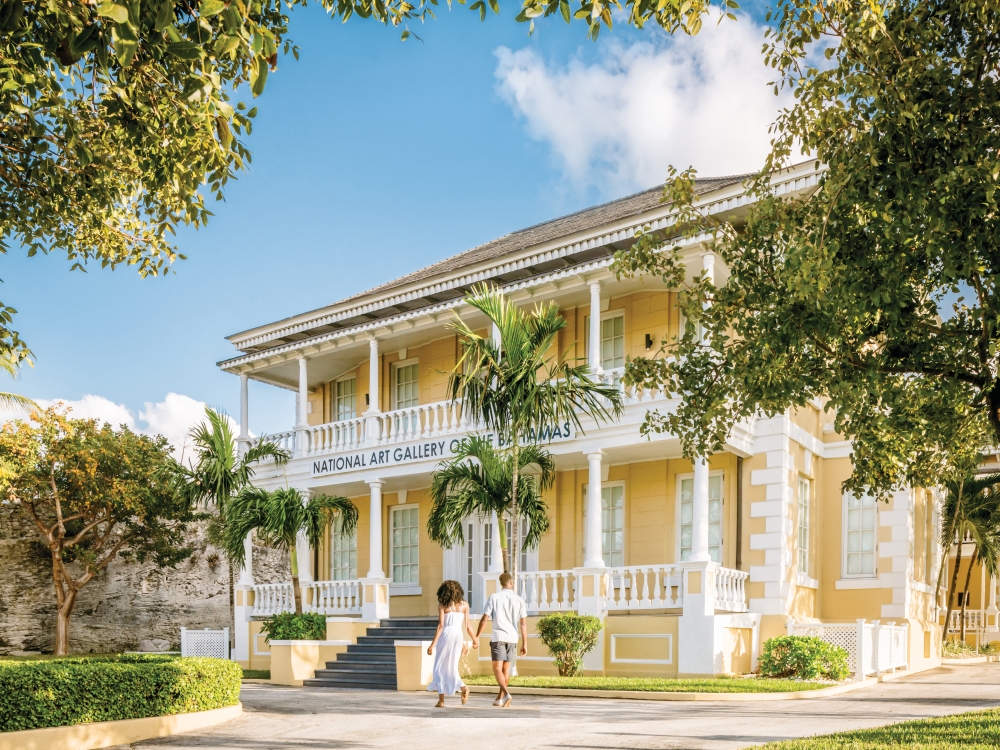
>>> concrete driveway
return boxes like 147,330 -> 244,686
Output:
135,663 -> 1000,750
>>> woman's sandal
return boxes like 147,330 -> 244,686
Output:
461,687 -> 469,705
435,698 -> 445,708
500,693 -> 512,708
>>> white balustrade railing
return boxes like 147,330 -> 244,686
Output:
949,609 -> 985,633
602,367 -> 672,405
788,619 -> 907,678
518,570 -> 578,612
714,566 -> 750,612
269,430 -> 297,455
607,565 -> 684,610
303,580 -> 363,616
251,582 -> 295,616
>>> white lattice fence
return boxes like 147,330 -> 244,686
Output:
788,620 -> 906,679
180,627 -> 230,659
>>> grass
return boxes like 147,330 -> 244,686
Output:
0,652 -> 121,662
759,707 -> 1000,749
464,674 -> 829,693
242,669 -> 270,680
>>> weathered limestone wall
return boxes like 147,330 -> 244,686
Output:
0,506 -> 290,655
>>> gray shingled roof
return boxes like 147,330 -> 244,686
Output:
341,174 -> 750,305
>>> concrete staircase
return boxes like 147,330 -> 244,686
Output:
305,617 -> 438,690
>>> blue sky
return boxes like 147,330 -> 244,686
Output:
5,4 -> 782,449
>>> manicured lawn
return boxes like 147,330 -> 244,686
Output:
759,708 -> 1000,749
464,674 -> 830,693
243,669 -> 270,680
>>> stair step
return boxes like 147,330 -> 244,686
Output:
316,661 -> 396,677
312,670 -> 398,685
335,651 -> 395,664
305,678 -> 396,690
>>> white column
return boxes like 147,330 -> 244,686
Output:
491,322 -> 502,352
589,282 -> 603,377
237,534 -> 254,585
583,451 -> 605,568
367,480 -> 385,578
366,338 -> 380,414
296,356 -> 309,428
488,511 -> 504,573
238,372 -> 250,453
690,456 -> 711,562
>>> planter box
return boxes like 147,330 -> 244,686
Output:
269,640 -> 351,686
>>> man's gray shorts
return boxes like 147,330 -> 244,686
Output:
490,641 -> 517,662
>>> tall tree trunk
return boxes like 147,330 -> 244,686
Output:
55,591 -> 77,656
510,438 -> 520,589
944,531 -> 964,642
497,516 -> 510,574
935,482 -> 963,606
290,546 -> 302,615
961,547 -> 978,642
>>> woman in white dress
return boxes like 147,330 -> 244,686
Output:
427,580 -> 477,707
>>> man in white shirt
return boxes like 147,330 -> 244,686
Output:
476,571 -> 527,707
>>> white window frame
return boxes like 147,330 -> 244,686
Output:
585,310 -> 627,372
334,375 -> 357,422
676,471 -> 724,563
797,477 -> 810,575
390,505 -> 420,591
842,491 -> 878,579
391,358 -> 420,411
329,511 -> 357,581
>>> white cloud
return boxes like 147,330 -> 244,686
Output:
494,14 -> 792,192
0,393 -> 231,460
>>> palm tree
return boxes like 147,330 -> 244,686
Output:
939,472 -> 1000,642
0,355 -> 38,412
177,406 -> 290,624
428,436 -> 554,574
447,287 -> 624,583
222,486 -> 359,614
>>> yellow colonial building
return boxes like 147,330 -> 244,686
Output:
221,160 -> 941,687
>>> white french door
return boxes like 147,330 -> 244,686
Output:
442,517 -> 537,612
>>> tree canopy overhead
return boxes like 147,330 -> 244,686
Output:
614,0 -> 1000,497
0,0 -> 733,364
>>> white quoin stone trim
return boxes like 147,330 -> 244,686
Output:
748,417 -> 796,615
880,488 -> 915,619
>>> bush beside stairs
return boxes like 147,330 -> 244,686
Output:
305,618 -> 438,690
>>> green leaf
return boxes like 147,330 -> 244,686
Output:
154,0 -> 174,31
167,40 -> 203,60
250,55 -> 268,96
97,2 -> 130,24
559,0 -> 570,22
214,34 -> 241,57
200,0 -> 226,17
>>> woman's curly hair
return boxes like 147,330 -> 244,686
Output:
436,580 -> 465,607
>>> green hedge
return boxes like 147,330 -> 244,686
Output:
0,654 -> 241,732
259,612 -> 327,641
759,635 -> 850,681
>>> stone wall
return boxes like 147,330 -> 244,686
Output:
0,505 -> 290,655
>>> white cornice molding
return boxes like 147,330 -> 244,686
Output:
226,162 -> 823,354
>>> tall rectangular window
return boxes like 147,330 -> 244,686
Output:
797,478 -> 810,574
330,512 -> 357,580
391,506 -> 419,583
335,377 -> 356,421
394,362 -> 419,409
679,475 -> 723,563
844,493 -> 877,577
602,485 -> 625,567
600,314 -> 625,370
483,521 -> 493,571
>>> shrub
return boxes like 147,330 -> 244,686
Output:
535,613 -> 603,677
0,654 -> 241,732
259,612 -> 327,641
759,635 -> 850,681
943,638 -> 980,658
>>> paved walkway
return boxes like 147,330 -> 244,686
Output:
135,663 -> 1000,750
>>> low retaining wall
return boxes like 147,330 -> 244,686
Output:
0,702 -> 242,750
